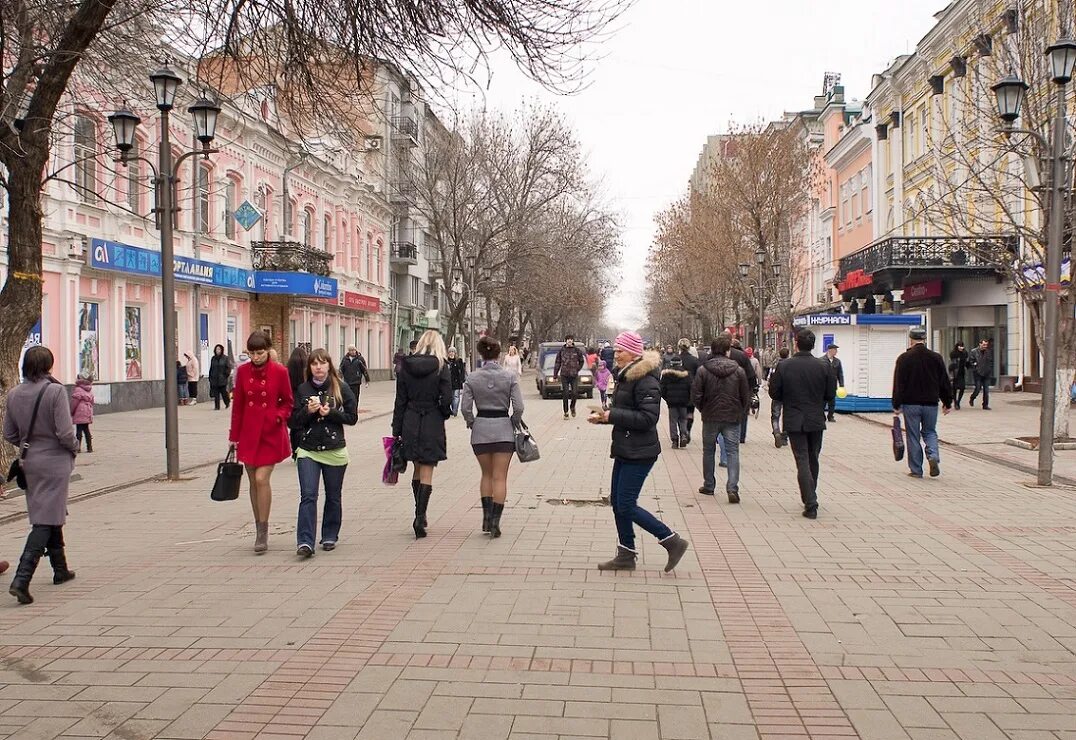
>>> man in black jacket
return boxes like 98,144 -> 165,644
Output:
769,329 -> 836,519
446,347 -> 467,417
824,344 -> 844,422
691,335 -> 751,502
678,338 -> 700,439
892,327 -> 953,478
339,345 -> 371,402
553,335 -> 587,419
729,336 -> 759,444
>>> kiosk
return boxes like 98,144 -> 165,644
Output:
791,313 -> 926,412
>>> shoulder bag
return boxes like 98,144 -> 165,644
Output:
514,421 -> 540,463
6,384 -> 50,490
210,445 -> 244,501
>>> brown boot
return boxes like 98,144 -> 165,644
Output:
659,533 -> 689,573
597,546 -> 636,571
254,522 -> 268,554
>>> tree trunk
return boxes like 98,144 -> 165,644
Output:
0,159 -> 48,470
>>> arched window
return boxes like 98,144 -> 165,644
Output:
224,178 -> 239,239
302,208 -> 314,246
193,163 -> 211,234
73,114 -> 98,204
323,213 -> 333,253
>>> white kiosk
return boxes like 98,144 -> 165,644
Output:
791,312 -> 926,413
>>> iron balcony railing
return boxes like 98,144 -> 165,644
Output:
391,242 -> 419,263
836,234 -> 1017,283
250,241 -> 333,276
391,116 -> 419,140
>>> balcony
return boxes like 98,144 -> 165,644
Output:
391,116 -> 419,147
391,241 -> 419,268
835,234 -> 1016,291
251,241 -> 333,276
390,182 -> 417,205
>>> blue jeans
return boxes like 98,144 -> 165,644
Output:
451,389 -> 462,416
902,405 -> 939,476
610,459 -> 672,551
704,422 -> 741,493
296,456 -> 347,547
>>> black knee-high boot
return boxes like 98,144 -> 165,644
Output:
481,496 -> 492,533
46,526 -> 75,585
10,525 -> 50,604
414,484 -> 432,538
489,502 -> 504,538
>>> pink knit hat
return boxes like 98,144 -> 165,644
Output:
614,331 -> 644,357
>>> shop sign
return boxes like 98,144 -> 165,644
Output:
902,279 -> 943,306
837,268 -> 872,292
254,271 -> 338,298
792,313 -> 852,327
91,239 -> 254,291
311,291 -> 381,312
233,201 -> 262,231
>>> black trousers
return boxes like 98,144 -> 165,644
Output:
187,381 -> 199,400
75,423 -> 92,449
349,383 -> 362,404
970,376 -> 990,407
787,430 -> 823,512
210,384 -> 230,410
561,376 -> 578,413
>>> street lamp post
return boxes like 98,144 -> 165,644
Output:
738,251 -> 780,350
108,64 -> 221,481
992,38 -> 1076,486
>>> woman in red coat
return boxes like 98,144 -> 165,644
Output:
229,331 -> 294,553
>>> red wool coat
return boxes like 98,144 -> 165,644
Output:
229,360 -> 294,466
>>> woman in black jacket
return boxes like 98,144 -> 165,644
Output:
208,344 -> 233,410
588,331 -> 689,573
392,330 -> 453,538
949,342 -> 968,409
289,349 -> 358,557
660,356 -> 693,447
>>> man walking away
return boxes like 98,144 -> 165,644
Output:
769,330 -> 836,519
600,342 -> 616,373
446,347 -> 467,417
892,327 -> 953,478
678,338 -> 700,439
553,335 -> 586,419
660,355 -> 693,448
968,339 -> 993,410
824,344 -> 844,422
692,335 -> 751,503
770,347 -> 790,447
728,336 -> 758,444
340,345 -> 371,402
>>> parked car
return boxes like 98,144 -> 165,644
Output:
535,341 -> 595,399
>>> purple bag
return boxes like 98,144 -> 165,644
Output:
382,436 -> 399,486
892,415 -> 905,462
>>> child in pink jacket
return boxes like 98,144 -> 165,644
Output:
594,362 -> 613,410
70,375 -> 95,453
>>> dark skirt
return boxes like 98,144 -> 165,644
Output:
472,441 -> 515,455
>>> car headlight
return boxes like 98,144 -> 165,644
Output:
547,376 -> 556,382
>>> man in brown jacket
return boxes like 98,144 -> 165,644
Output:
691,335 -> 751,502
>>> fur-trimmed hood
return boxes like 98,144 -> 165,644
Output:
620,350 -> 662,382
661,368 -> 689,379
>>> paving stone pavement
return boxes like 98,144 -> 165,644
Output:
0,383 -> 1074,739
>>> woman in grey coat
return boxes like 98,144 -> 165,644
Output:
2,346 -> 78,604
460,336 -> 524,538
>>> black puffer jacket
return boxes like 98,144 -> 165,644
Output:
392,354 -> 453,464
691,356 -> 750,425
660,368 -> 692,407
607,351 -> 663,462
289,379 -> 358,451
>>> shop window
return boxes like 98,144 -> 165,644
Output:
73,115 -> 98,204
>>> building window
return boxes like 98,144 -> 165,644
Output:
224,179 -> 238,239
303,208 -> 314,245
851,175 -> 860,222
862,165 -> 871,214
375,242 -> 382,283
127,139 -> 141,214
284,199 -> 294,237
73,115 -> 98,204
905,112 -> 915,159
410,276 -> 420,305
324,213 -> 333,253
194,164 -> 211,234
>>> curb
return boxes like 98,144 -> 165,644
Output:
0,409 -> 395,528
850,412 -> 1076,488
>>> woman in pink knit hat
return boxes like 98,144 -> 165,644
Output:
587,331 -> 689,572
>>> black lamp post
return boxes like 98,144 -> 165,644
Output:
108,64 -> 220,480
992,37 -> 1076,486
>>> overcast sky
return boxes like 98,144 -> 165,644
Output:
450,0 -> 947,332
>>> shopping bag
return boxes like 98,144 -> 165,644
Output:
382,436 -> 400,486
210,445 -> 243,501
514,421 -> 540,463
891,415 -> 905,462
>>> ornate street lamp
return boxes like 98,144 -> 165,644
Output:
738,263 -> 750,278
992,74 -> 1028,124
1046,38 -> 1076,84
149,64 -> 182,111
188,95 -> 221,147
107,108 -> 141,154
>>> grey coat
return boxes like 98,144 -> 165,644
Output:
3,379 -> 77,525
461,362 -> 525,445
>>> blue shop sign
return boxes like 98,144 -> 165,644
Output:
254,271 -> 338,299
90,239 -> 254,291
793,313 -> 852,327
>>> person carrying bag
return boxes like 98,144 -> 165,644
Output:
211,446 -> 243,501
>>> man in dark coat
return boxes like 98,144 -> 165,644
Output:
768,329 -> 836,519
339,345 -> 371,402
769,347 -> 790,447
446,347 -> 467,417
728,335 -> 758,443
968,338 -> 993,410
824,344 -> 844,422
553,335 -> 586,419
677,338 -> 700,438
660,356 -> 693,448
692,335 -> 751,502
892,327 -> 953,478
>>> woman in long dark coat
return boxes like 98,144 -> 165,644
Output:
391,329 -> 452,538
208,344 -> 233,410
3,346 -> 78,604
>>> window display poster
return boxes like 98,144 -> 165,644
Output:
18,319 -> 43,381
199,313 -> 210,376
124,306 -> 142,380
78,302 -> 99,380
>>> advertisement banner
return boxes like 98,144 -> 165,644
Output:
124,307 -> 143,380
91,239 -> 254,291
793,313 -> 852,327
902,279 -> 944,307
19,319 -> 43,382
199,313 -> 210,375
311,290 -> 381,313
78,302 -> 99,380
254,271 -> 338,298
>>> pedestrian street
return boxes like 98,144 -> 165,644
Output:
0,391 -> 1074,739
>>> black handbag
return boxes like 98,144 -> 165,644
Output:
6,385 -> 49,491
210,445 -> 243,501
390,437 -> 408,473
514,421 -> 540,463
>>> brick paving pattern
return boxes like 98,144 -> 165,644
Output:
0,380 -> 1074,738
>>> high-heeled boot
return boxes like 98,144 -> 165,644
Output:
489,502 -> 504,538
481,496 -> 492,533
9,525 -> 50,604
413,484 -> 432,538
